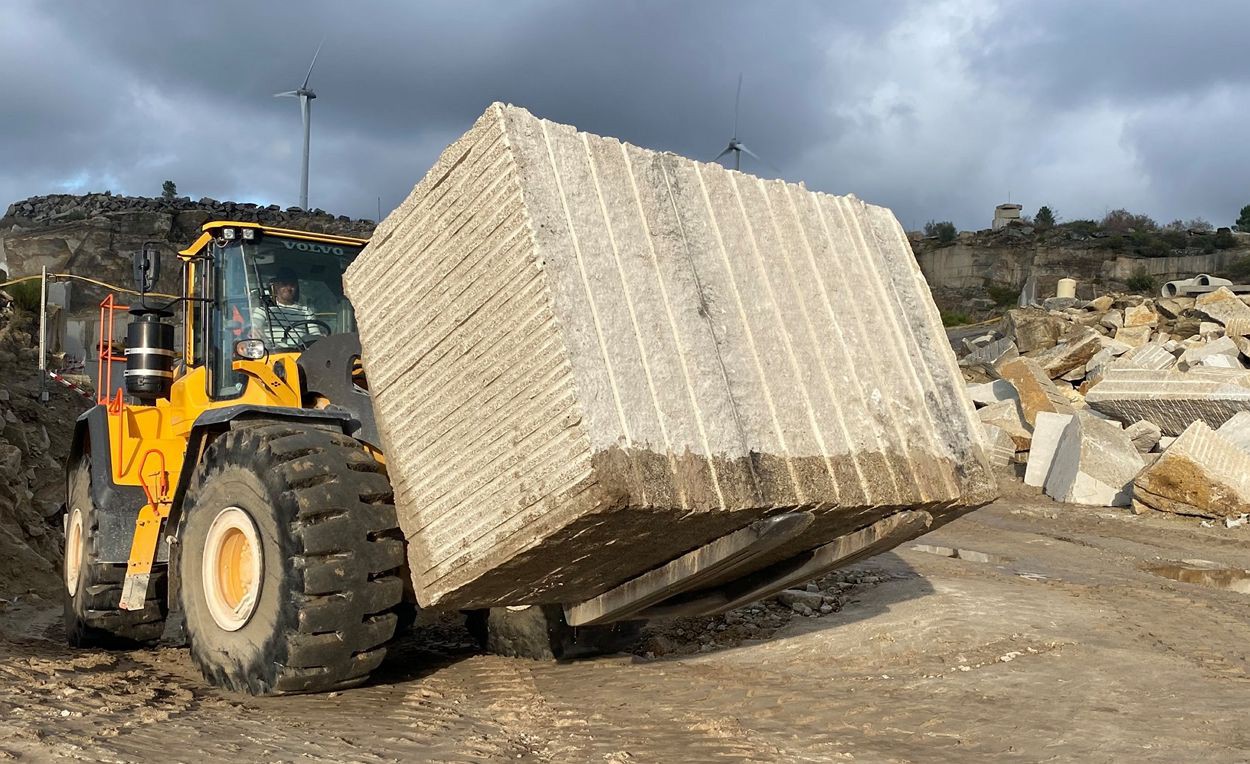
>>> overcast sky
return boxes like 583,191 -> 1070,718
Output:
2,1 -> 1248,232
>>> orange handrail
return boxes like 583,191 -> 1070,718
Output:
96,294 -> 129,407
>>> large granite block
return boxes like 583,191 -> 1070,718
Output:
1085,369 -> 1250,436
344,103 -> 997,608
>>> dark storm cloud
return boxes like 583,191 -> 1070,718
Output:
2,1 -> 1249,232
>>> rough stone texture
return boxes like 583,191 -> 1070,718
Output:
1024,411 -> 1075,487
1085,368 -> 1250,435
1005,309 -> 1067,353
345,103 -> 997,608
997,357 -> 1075,426
1178,336 -> 1241,371
958,337 -> 1017,371
965,379 -> 1019,407
1124,420 -> 1162,453
981,423 -> 1016,467
977,400 -> 1032,450
1194,287 -> 1250,326
1122,304 -> 1159,328
1155,297 -> 1194,319
1099,310 -> 1123,332
1114,325 -> 1152,348
1033,328 -> 1102,379
1215,411 -> 1250,454
1087,295 -> 1114,313
1044,413 -> 1143,507
1109,343 -> 1176,372
1132,421 -> 1250,519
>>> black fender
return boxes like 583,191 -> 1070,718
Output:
297,332 -> 381,449
68,405 -> 157,564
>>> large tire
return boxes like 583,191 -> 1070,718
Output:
466,605 -> 644,660
177,421 -> 404,695
63,455 -> 167,647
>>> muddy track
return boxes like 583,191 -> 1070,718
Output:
2,496 -> 1250,762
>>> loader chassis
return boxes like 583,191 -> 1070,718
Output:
63,222 -> 403,693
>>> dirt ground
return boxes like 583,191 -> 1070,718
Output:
2,484 -> 1249,763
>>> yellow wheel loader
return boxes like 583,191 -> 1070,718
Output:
63,221 -> 634,695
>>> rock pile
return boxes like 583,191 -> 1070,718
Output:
0,294 -> 84,598
958,287 -> 1250,519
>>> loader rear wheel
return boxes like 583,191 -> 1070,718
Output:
63,456 -> 167,647
466,605 -> 644,660
177,421 -> 404,695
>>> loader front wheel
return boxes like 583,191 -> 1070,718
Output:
466,605 -> 644,661
63,455 -> 167,647
177,421 -> 404,695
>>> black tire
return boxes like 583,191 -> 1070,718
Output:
177,421 -> 404,695
63,455 -> 167,647
466,605 -> 644,660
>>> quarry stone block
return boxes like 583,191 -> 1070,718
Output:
977,400 -> 1032,450
1195,287 -> 1250,326
1123,304 -> 1159,328
1006,309 -> 1067,353
1034,328 -> 1102,379
981,423 -> 1016,467
997,357 -> 1075,427
1044,413 -> 1143,507
344,103 -> 997,608
966,379 -> 1019,407
1115,325 -> 1152,348
1109,343 -> 1176,372
1124,420 -> 1162,453
1133,421 -> 1250,519
1024,411 -> 1075,487
1085,369 -> 1250,436
1216,411 -> 1250,454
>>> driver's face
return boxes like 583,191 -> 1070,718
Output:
273,281 -> 297,304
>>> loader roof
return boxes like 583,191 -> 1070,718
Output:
177,221 -> 369,259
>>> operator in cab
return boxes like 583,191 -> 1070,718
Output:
252,268 -> 326,350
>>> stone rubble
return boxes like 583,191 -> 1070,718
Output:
957,284 -> 1250,522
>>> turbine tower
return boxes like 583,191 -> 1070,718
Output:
713,74 -> 777,174
275,40 -> 324,210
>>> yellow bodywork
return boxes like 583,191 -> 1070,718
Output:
107,221 -> 368,608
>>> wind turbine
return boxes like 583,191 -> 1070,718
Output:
713,74 -> 758,171
275,39 -> 324,210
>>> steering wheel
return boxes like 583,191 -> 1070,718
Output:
280,319 -> 333,349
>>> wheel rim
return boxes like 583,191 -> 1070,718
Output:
202,506 -> 263,632
64,508 -> 83,597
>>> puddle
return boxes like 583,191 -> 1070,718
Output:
1146,561 -> 1250,594
909,544 -> 1009,564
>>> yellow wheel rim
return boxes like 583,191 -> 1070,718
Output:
202,507 -> 263,631
64,508 -> 84,597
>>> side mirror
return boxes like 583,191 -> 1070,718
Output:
133,242 -> 161,294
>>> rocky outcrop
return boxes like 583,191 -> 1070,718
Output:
1,193 -> 376,315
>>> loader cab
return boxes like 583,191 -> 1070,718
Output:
178,222 -> 368,400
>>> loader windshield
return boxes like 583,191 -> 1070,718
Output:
209,234 -> 363,398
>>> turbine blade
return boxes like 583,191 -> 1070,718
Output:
302,36 -> 325,89
274,90 -> 299,98
713,146 -> 734,162
736,144 -> 784,175
733,73 -> 742,137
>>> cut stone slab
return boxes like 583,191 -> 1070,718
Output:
1195,287 -> 1250,326
1216,411 -> 1250,454
1044,413 -> 1143,507
1099,310 -> 1123,332
977,400 -> 1032,450
1178,336 -> 1241,371
1109,343 -> 1176,372
1123,304 -> 1159,328
1084,368 -> 1250,436
1114,324 -> 1152,348
997,357 -> 1076,427
1024,411 -> 1075,487
960,337 -> 1018,371
1033,328 -> 1102,379
981,423 -> 1016,467
1132,421 -> 1250,519
343,103 -> 997,608
1124,420 -> 1162,453
965,379 -> 1019,407
1006,309 -> 1068,353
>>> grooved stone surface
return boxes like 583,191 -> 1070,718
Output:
344,103 -> 997,608
1085,369 -> 1250,436
1133,421 -> 1250,518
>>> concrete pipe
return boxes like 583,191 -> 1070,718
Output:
1194,274 -> 1231,287
1161,277 -> 1197,298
